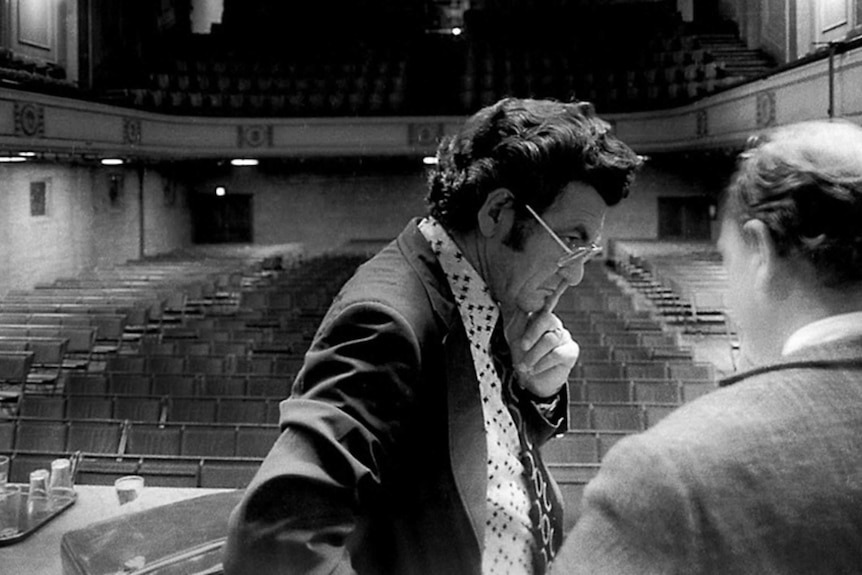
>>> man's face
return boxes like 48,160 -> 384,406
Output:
489,181 -> 607,315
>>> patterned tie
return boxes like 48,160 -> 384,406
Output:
492,325 -> 564,574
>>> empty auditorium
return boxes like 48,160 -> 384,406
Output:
2,1 -> 862,574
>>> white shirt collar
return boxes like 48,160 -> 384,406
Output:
782,311 -> 862,356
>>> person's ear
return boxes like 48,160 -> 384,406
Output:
742,219 -> 790,300
477,188 -> 515,238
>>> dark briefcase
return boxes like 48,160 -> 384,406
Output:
60,490 -> 244,575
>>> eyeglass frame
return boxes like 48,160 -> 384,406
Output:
523,204 -> 603,268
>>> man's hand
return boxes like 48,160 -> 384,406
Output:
504,305 -> 579,398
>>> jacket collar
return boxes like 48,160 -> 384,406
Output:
396,218 -> 460,333
720,335 -> 862,387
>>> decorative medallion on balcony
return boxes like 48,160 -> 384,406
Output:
695,110 -> 709,138
408,123 -> 444,146
14,102 -> 45,138
756,91 -> 777,128
238,125 -> 273,148
123,118 -> 143,145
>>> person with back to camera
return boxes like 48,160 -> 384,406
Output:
222,97 -> 643,575
550,119 -> 862,575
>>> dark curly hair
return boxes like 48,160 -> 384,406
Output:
425,98 -> 643,240
724,119 -> 862,287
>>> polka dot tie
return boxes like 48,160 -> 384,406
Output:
419,217 -> 561,574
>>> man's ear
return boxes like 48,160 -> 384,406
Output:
742,219 -> 790,300
477,188 -> 515,238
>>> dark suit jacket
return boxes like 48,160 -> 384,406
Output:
550,335 -> 862,575
224,220 -> 566,575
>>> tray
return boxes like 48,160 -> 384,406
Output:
0,484 -> 77,547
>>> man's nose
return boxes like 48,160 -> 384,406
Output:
556,262 -> 584,286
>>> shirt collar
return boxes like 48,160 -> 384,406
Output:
418,216 -> 499,350
782,311 -> 862,356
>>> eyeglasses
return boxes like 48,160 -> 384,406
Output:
524,204 -> 602,268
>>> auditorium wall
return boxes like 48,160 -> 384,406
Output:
185,156 -> 724,253
0,163 -> 192,294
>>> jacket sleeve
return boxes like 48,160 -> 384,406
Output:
223,301 -> 423,575
515,381 -> 569,446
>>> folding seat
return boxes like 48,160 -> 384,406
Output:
669,362 -> 715,382
644,404 -> 679,428
217,398 -> 268,424
14,419 -> 68,452
611,346 -> 652,362
568,403 -> 592,431
246,376 -> 288,398
625,361 -> 668,380
633,380 -> 680,404
180,424 -> 237,457
584,381 -> 631,403
591,404 -> 643,432
167,397 -> 217,423
9,451 -> 67,483
67,420 -> 123,453
108,373 -> 152,395
74,454 -> 139,485
126,423 -> 181,455
181,342 -> 212,357
18,394 -> 65,419
236,426 -> 280,458
139,341 -> 177,355
0,350 -> 34,382
272,355 -> 304,376
106,354 -> 146,373
597,431 -> 629,460
200,375 -> 246,397
148,352 -> 187,374
151,373 -> 198,397
67,395 -> 113,420
576,345 -> 613,362
681,380 -> 718,403
199,459 -> 260,489
0,419 -> 15,451
113,395 -> 162,422
580,362 -> 626,381
186,355 -> 226,376
137,457 -> 200,487
233,356 -> 273,375
602,333 -> 640,347
212,341 -> 250,356
640,333 -> 680,348
541,432 -> 599,465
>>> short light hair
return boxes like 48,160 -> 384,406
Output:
724,119 -> 862,287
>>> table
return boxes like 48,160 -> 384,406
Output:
0,485 -> 231,575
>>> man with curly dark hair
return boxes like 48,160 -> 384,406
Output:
224,97 -> 642,575
551,119 -> 862,574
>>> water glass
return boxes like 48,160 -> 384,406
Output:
27,469 -> 50,517
0,484 -> 22,538
49,458 -> 75,508
0,455 -> 8,494
114,475 -> 144,505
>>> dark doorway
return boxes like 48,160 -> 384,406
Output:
657,197 -> 712,240
191,193 -> 253,243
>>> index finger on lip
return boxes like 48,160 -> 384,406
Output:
542,283 -> 568,315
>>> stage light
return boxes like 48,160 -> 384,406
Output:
101,158 -> 124,166
422,156 -> 438,165
18,151 -> 36,157
451,27 -> 462,36
215,186 -> 226,197
230,158 -> 259,167
0,156 -> 27,163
